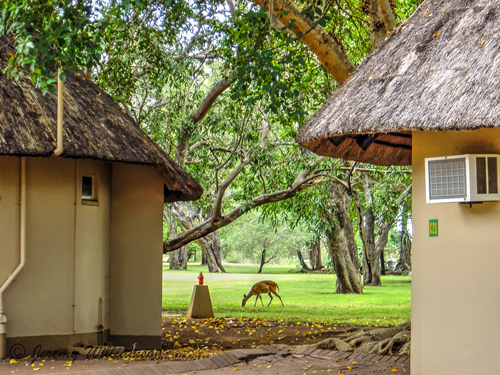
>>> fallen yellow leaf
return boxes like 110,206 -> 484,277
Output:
480,40 -> 486,47
9,359 -> 20,364
433,32 -> 440,37
391,369 -> 399,372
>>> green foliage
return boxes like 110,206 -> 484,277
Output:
0,0 -> 109,93
219,210 -> 310,264
2,0 -> 419,263
162,265 -> 411,325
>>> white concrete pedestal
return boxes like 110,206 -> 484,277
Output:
186,285 -> 214,319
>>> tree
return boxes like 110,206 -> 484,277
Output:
219,210 -> 309,265
353,173 -> 411,286
325,181 -> 363,294
308,237 -> 322,270
396,200 -> 412,274
1,0 -> 421,280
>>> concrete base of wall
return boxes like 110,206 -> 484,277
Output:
6,330 -> 110,358
108,335 -> 161,350
186,285 -> 214,319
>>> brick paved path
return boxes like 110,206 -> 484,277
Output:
1,345 -> 410,375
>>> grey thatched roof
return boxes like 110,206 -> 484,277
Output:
297,0 -> 500,166
0,35 -> 202,202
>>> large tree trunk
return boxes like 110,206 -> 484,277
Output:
179,245 -> 189,270
309,238 -> 322,269
197,228 -> 226,273
359,176 -> 383,287
326,183 -> 363,294
201,250 -> 207,265
377,219 -> 393,277
165,212 -> 182,270
210,231 -> 226,273
396,201 -> 412,273
169,249 -> 181,270
368,0 -> 389,49
357,179 -> 412,286
297,250 -> 310,270
199,240 -> 219,273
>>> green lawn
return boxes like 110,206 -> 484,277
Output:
162,263 -> 411,326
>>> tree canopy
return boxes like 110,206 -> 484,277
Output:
1,0 -> 420,288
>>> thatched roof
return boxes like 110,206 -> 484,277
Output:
297,0 -> 500,166
0,36 -> 202,202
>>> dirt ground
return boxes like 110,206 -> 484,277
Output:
161,316 -> 354,353
0,318 -> 409,374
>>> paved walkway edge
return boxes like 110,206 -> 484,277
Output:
47,345 -> 409,375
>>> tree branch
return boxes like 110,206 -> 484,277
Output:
378,0 -> 396,33
192,74 -> 233,123
212,149 -> 255,221
164,174 -> 323,252
251,0 -> 355,84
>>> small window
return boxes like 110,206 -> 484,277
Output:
82,175 -> 98,204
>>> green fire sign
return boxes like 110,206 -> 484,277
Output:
429,220 -> 438,237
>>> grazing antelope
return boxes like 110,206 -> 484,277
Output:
242,280 -> 284,307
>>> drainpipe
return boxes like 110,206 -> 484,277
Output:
54,70 -> 64,156
0,157 -> 27,359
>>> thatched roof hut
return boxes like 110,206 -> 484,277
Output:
297,0 -> 500,166
0,36 -> 202,201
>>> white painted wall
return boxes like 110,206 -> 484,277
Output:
412,129 -> 500,375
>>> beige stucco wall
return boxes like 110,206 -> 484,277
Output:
74,160 -> 111,334
0,157 -> 111,343
5,157 -> 77,337
1,157 -> 164,352
0,157 -> 20,289
109,163 -> 163,341
412,129 -> 500,375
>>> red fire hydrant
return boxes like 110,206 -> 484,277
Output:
198,272 -> 204,286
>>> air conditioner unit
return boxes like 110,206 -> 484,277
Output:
425,154 -> 500,204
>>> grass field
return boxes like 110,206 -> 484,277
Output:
163,263 -> 411,326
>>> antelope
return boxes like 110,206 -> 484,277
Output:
242,280 -> 284,307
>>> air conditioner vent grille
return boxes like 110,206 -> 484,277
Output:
429,158 -> 466,199
477,157 -> 487,194
488,157 -> 498,194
